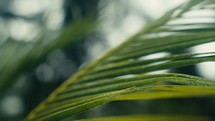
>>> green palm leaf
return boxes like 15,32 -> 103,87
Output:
25,0 -> 215,120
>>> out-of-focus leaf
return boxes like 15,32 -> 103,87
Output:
77,115 -> 212,121
0,17 -> 95,94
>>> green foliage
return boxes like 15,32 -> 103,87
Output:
20,0 -> 215,120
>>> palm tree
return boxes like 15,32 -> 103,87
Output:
2,0 -> 215,120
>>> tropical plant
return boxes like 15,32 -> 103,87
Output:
3,0 -> 215,120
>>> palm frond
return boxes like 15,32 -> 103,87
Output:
25,0 -> 215,120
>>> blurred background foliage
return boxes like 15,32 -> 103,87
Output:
0,0 -> 215,121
